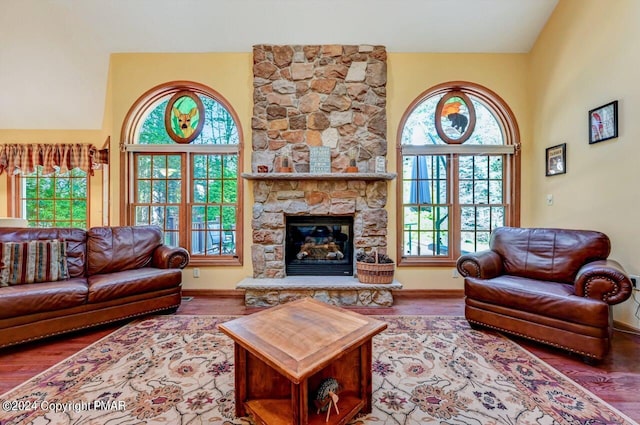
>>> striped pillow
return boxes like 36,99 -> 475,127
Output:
0,239 -> 69,286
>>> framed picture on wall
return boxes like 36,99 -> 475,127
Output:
589,100 -> 618,144
545,143 -> 566,176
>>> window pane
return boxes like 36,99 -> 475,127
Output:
167,180 -> 181,203
473,181 -> 488,204
223,155 -> 238,179
151,206 -> 165,227
489,181 -> 503,204
193,180 -> 207,203
152,156 -> 167,178
473,156 -> 489,179
56,178 -> 70,198
26,200 -> 38,221
152,180 -> 167,203
168,155 -> 182,178
208,155 -> 222,179
208,180 -> 222,204
135,206 -> 150,224
491,206 -> 505,230
193,155 -> 207,178
223,180 -> 237,203
137,180 -> 151,203
19,167 -> 88,229
459,181 -> 473,204
489,156 -> 503,179
137,155 -> 151,178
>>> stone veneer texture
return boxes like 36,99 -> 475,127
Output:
250,44 -> 389,279
252,44 -> 387,172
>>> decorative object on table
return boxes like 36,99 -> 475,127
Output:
356,250 -> 394,284
276,145 -> 293,173
589,100 -> 618,144
309,146 -> 331,173
545,143 -> 566,176
346,146 -> 359,173
256,165 -> 268,173
313,377 -> 340,422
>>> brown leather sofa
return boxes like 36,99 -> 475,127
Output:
0,225 -> 189,348
456,227 -> 633,361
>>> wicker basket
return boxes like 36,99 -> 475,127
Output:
356,253 -> 394,284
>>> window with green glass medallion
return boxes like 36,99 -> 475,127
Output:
125,82 -> 243,265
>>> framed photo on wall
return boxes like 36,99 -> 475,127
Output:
545,143 -> 566,176
589,100 -> 618,144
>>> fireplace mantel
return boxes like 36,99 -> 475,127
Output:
242,172 -> 396,181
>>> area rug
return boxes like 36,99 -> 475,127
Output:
0,315 -> 636,425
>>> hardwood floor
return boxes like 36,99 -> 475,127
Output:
0,292 -> 639,422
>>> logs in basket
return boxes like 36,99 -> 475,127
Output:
355,251 -> 394,284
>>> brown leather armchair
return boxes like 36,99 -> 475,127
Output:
456,227 -> 633,361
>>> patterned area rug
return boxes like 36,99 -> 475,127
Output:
0,315 -> 636,425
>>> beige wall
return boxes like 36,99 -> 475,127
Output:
529,0 -> 640,328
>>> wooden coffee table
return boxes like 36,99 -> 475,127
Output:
218,298 -> 387,425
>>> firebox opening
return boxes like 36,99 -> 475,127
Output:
285,216 -> 354,276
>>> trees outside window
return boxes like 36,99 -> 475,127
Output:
16,167 -> 88,228
397,82 -> 520,266
123,82 -> 243,265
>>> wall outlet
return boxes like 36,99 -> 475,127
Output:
629,274 -> 639,289
193,268 -> 200,278
452,268 -> 460,278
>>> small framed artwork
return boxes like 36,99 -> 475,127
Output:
589,100 -> 618,144
309,146 -> 331,173
545,143 -> 566,176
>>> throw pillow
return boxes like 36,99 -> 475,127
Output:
0,239 -> 69,286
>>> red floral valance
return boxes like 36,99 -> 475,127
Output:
0,144 -> 108,176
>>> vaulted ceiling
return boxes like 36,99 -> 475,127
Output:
0,0 -> 558,130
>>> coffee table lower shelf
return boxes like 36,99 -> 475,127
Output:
245,395 -> 364,425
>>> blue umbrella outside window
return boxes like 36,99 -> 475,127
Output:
409,155 -> 431,205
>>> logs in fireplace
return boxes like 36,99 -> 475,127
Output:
285,216 -> 353,276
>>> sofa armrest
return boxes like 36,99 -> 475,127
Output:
574,260 -> 633,305
152,245 -> 190,269
456,250 -> 503,279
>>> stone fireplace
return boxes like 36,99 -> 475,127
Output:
249,177 -> 389,278
239,44 -> 401,306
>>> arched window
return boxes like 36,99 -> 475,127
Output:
121,82 -> 243,265
397,81 -> 520,266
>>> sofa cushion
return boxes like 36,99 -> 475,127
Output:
0,239 -> 69,286
0,278 -> 88,319
87,226 -> 163,276
465,275 -> 610,328
87,267 -> 182,303
0,228 -> 87,278
490,227 -> 611,283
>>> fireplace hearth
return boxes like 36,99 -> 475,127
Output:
286,216 -> 353,276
